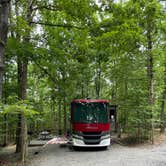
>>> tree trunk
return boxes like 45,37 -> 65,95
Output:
81,84 -> 84,98
51,94 -> 56,131
15,0 -> 22,153
15,0 -> 33,163
147,14 -> 154,144
16,113 -> 22,153
58,99 -> 62,135
61,69 -> 67,134
63,96 -> 67,134
3,114 -> 8,146
20,111 -> 28,164
16,26 -> 28,155
160,64 -> 166,133
3,73 -> 8,146
0,0 -> 10,99
95,55 -> 101,99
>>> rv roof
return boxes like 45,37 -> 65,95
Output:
71,99 -> 110,103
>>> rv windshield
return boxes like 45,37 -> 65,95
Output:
72,102 -> 109,124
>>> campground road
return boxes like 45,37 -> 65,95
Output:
29,143 -> 166,166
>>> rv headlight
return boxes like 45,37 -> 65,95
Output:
72,134 -> 83,140
102,131 -> 110,135
101,134 -> 110,140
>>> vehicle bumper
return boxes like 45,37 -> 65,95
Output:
72,137 -> 110,147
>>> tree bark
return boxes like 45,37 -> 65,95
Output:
58,99 -> 62,135
63,96 -> 67,134
15,0 -> 21,153
16,67 -> 28,155
15,1 -> 33,164
20,112 -> 28,164
3,114 -> 8,146
0,0 -> 10,99
15,0 -> 29,154
3,73 -> 8,146
16,113 -> 22,153
95,55 -> 101,99
160,64 -> 166,133
51,94 -> 56,131
147,14 -> 154,144
61,69 -> 67,134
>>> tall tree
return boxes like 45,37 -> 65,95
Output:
0,0 -> 10,99
160,62 -> 166,133
15,0 -> 34,163
144,0 -> 162,143
146,2 -> 154,144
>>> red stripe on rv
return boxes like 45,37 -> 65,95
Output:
73,123 -> 110,132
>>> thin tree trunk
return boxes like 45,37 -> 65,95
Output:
3,114 -> 8,146
160,93 -> 166,133
81,84 -> 84,98
15,0 -> 22,153
51,94 -> 56,131
0,0 -> 10,99
16,56 -> 23,153
95,70 -> 101,99
86,80 -> 89,97
3,73 -> 8,146
20,111 -> 28,164
61,69 -> 67,134
63,96 -> 67,134
160,64 -> 166,133
95,55 -> 101,99
58,99 -> 62,135
147,14 -> 154,144
16,113 -> 22,152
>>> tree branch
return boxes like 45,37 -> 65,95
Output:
30,21 -> 85,29
32,5 -> 59,11
32,58 -> 58,84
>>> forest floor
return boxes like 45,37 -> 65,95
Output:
0,134 -> 166,166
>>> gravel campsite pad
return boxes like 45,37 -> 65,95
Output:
29,143 -> 166,166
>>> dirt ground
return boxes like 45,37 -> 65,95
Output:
28,143 -> 166,166
1,134 -> 166,166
